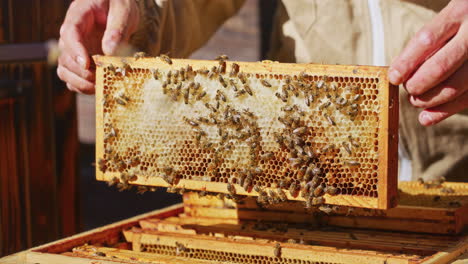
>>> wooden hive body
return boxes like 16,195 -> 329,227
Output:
94,56 -> 399,209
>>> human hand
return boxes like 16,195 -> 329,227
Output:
57,0 -> 140,94
388,0 -> 468,126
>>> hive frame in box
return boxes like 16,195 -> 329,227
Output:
94,56 -> 399,209
1,203 -> 467,264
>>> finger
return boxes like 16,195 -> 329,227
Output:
418,90 -> 468,126
57,65 -> 95,94
59,24 -> 90,69
409,62 -> 468,108
102,0 -> 138,55
405,25 -> 468,96
388,5 -> 460,85
58,53 -> 95,81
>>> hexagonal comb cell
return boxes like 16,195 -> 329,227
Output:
94,55 -> 399,209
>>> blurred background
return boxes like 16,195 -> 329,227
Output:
0,0 -> 277,257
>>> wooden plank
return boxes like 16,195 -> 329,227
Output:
181,181 -> 468,235
94,56 -> 399,209
136,218 -> 459,254
31,204 -> 183,254
69,245 -> 228,264
127,228 -> 418,264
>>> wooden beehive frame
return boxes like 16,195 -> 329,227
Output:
1,204 -> 467,264
181,181 -> 468,234
94,56 -> 399,209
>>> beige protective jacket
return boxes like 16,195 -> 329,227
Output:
130,0 -> 468,182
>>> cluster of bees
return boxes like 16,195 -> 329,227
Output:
98,53 -> 368,212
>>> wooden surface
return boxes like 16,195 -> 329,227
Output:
0,202 -> 467,264
181,181 -> 468,235
94,56 -> 399,209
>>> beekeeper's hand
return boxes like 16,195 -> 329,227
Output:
57,0 -> 140,94
389,0 -> 468,126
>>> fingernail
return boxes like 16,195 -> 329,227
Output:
77,56 -> 86,68
420,112 -> 434,126
388,68 -> 402,85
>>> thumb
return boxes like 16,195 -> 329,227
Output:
102,0 -> 138,55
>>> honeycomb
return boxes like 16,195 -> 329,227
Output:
140,244 -> 338,264
94,55 -> 398,209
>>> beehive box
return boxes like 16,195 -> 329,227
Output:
181,181 -> 468,235
94,56 -> 399,209
5,203 -> 467,264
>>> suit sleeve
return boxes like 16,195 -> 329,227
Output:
130,0 -> 246,58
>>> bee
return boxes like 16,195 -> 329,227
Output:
237,72 -> 247,83
242,108 -> 255,118
92,251 -> 106,257
349,233 -> 358,240
107,64 -> 116,73
348,135 -> 360,147
261,79 -> 272,87
175,242 -> 188,255
218,60 -> 227,74
345,160 -> 360,167
136,186 -> 148,194
205,103 -> 217,112
107,176 -> 119,187
227,182 -> 236,195
352,94 -> 361,102
318,205 -> 333,214
207,70 -> 216,79
235,89 -> 246,97
218,75 -> 227,88
128,174 -> 138,182
230,63 -> 240,76
319,101 -> 331,110
275,92 -> 287,102
98,158 -> 107,172
117,182 -> 131,192
215,54 -> 229,61
312,196 -> 325,205
313,185 -> 324,197
197,68 -> 209,75
151,68 -> 160,80
133,51 -> 147,60
277,188 -> 287,202
417,177 -> 425,184
115,97 -> 127,106
183,88 -> 190,104
321,144 -> 335,153
216,90 -> 227,102
244,84 -> 253,96
325,186 -> 338,195
196,91 -> 207,100
229,79 -> 238,92
243,172 -> 253,191
305,93 -> 314,107
324,113 -> 336,126
342,142 -> 352,155
260,152 -> 274,161
293,127 -> 307,136
316,80 -> 325,89
346,207 -> 355,216
441,187 -> 455,194
160,54 -> 172,64
273,243 -> 282,258
433,195 -> 441,202
336,97 -> 347,106
289,182 -> 299,196
183,117 -> 199,127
